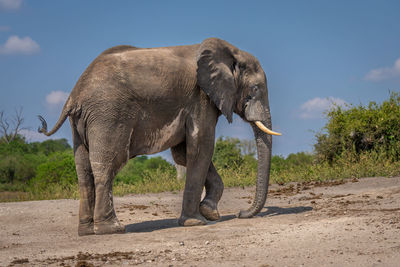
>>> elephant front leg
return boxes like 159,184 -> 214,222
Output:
172,143 -> 223,221
178,161 -> 209,226
178,131 -> 215,226
200,163 -> 224,221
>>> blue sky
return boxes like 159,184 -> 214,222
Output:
1,0 -> 399,160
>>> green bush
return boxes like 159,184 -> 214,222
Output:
213,137 -> 244,169
115,156 -> 176,185
0,135 -> 30,154
114,156 -> 179,195
30,151 -> 77,195
0,153 -> 46,184
315,92 -> 400,162
0,137 -> 48,184
271,152 -> 314,173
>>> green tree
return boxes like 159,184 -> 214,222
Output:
29,138 -> 71,155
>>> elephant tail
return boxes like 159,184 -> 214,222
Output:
37,95 -> 72,136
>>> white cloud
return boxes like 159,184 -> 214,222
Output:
0,25 -> 10,32
46,91 -> 69,106
364,57 -> 400,82
0,35 -> 40,55
0,0 -> 22,10
19,129 -> 52,142
299,97 -> 347,119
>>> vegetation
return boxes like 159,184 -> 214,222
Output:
270,92 -> 400,184
315,92 -> 400,162
1,93 -> 399,201
0,136 -> 76,200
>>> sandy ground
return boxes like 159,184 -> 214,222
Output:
1,176 -> 400,267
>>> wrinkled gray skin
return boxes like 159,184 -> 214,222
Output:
38,38 -> 273,235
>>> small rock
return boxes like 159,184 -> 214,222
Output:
205,241 -> 210,245
179,241 -> 184,246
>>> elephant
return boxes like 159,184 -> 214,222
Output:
38,37 -> 281,236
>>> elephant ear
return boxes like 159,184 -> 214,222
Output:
197,38 -> 239,123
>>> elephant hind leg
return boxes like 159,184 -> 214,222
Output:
71,123 -> 95,236
89,126 -> 131,235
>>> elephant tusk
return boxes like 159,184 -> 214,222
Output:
255,121 -> 282,136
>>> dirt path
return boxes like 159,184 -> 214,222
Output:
1,176 -> 400,266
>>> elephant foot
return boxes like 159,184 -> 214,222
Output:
200,199 -> 220,221
94,218 -> 125,235
78,221 -> 95,236
178,214 -> 208,227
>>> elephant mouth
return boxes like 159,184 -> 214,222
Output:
254,121 -> 282,136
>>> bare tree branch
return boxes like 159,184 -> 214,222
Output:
0,111 -> 10,143
0,108 -> 25,143
11,107 -> 24,141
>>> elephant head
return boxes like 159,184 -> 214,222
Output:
197,38 -> 281,218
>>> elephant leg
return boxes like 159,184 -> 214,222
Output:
177,124 -> 216,226
89,127 -> 130,235
72,127 -> 95,236
172,143 -> 223,221
200,163 -> 224,221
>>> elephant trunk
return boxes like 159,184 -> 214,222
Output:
238,118 -> 272,218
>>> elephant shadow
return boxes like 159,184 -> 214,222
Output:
125,218 -> 179,233
257,205 -> 313,217
125,205 -> 312,233
219,205 -> 313,222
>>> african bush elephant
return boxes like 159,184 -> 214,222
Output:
38,38 -> 281,236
